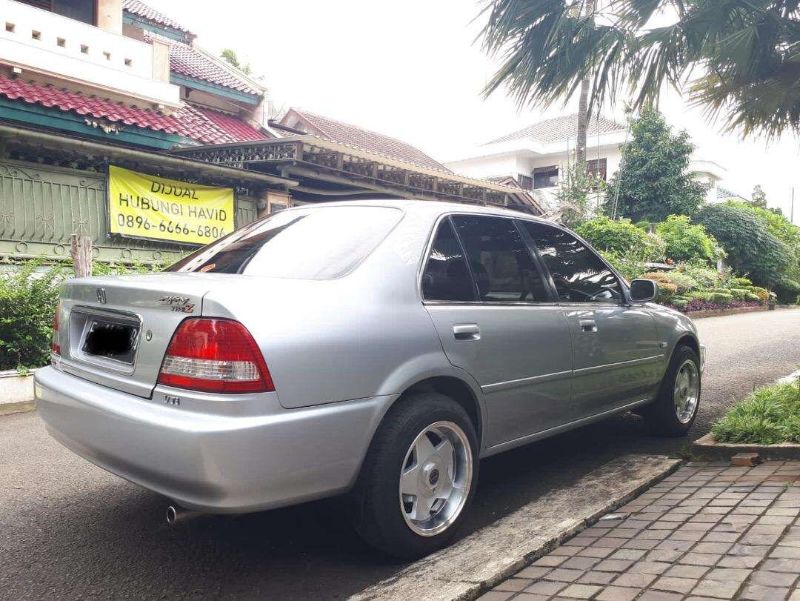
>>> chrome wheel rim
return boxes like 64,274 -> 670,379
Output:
674,359 -> 700,424
399,421 -> 472,537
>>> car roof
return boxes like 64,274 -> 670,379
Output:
285,199 -> 554,224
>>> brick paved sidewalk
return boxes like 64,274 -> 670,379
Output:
480,461 -> 800,601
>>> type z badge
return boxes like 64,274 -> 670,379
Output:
158,296 -> 196,313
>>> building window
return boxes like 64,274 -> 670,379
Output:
586,158 -> 608,182
517,174 -> 533,190
17,0 -> 96,25
533,166 -> 559,189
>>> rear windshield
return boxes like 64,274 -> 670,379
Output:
166,206 -> 402,279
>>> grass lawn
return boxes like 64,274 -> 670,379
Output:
712,380 -> 800,445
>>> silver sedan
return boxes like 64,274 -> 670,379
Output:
35,200 -> 702,558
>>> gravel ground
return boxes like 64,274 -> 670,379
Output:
1,308 -> 798,600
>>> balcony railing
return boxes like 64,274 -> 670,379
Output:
0,0 -> 179,106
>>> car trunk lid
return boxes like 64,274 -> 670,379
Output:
56,273 -> 223,398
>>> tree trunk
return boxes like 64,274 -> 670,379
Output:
70,234 -> 92,278
576,77 -> 590,170
575,0 -> 597,173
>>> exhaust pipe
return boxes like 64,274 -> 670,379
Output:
165,504 -> 202,526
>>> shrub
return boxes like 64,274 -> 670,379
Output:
600,249 -> 650,282
642,270 -> 699,294
671,297 -> 689,310
696,204 -> 790,287
712,381 -> 800,444
731,276 -> 753,287
0,262 -> 68,371
774,277 -> 800,304
745,292 -> 761,302
728,288 -> 749,300
680,263 -> 723,289
710,292 -> 733,304
750,286 -> 770,302
576,217 -> 663,260
655,215 -> 720,263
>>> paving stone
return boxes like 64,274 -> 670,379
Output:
560,556 -> 599,570
558,583 -> 602,599
542,568 -> 585,583
475,591 -> 514,601
691,578 -> 743,599
739,584 -> 792,601
513,593 -> 549,601
627,561 -> 671,575
493,577 -> 532,592
593,558 -> 633,572
533,555 -> 565,567
663,564 -> 709,579
577,571 -> 616,585
609,549 -> 646,561
595,586 -> 640,601
750,570 -> 798,587
653,576 -> 700,594
638,591 -> 684,601
704,567 -> 751,582
771,546 -> 800,559
523,579 -> 567,596
515,566 -> 551,580
716,554 -> 761,569
678,552 -> 720,566
612,571 -> 656,588
476,591 -> 514,601
576,547 -> 613,559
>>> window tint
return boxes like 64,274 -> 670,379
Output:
167,206 -> 401,280
422,219 -> 476,302
452,215 -> 549,302
521,222 -> 622,303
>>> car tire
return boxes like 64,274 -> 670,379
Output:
643,345 -> 701,437
352,392 -> 479,559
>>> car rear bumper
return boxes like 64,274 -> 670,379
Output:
34,366 -> 394,513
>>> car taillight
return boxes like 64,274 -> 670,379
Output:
51,302 -> 61,356
157,318 -> 274,394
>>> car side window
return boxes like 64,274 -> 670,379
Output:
451,215 -> 549,303
521,221 -> 622,303
422,218 -> 477,302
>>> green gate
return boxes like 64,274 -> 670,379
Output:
0,160 -> 258,264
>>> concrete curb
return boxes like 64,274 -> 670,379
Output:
350,455 -> 682,601
0,400 -> 35,416
0,369 -> 35,413
692,433 -> 800,461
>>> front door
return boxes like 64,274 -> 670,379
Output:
519,221 -> 663,415
421,215 -> 573,447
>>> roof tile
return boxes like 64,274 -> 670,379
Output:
122,0 -> 191,33
0,75 -> 268,145
285,109 -> 450,173
487,114 -> 626,145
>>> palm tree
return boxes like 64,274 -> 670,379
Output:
479,0 -> 800,138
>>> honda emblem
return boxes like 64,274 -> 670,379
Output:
96,288 -> 107,304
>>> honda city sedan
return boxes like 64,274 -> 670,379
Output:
35,200 -> 703,558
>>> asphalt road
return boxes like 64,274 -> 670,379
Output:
2,308 -> 799,601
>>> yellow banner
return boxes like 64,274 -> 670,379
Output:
108,165 -> 235,244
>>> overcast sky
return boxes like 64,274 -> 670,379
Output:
152,0 -> 800,223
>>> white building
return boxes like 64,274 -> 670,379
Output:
445,114 -> 727,213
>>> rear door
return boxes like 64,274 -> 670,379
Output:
518,221 -> 663,414
422,214 -> 573,447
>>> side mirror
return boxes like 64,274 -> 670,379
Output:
630,279 -> 657,302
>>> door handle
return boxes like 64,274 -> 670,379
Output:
579,319 -> 597,333
453,324 -> 480,341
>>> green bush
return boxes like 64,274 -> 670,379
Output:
728,288 -> 749,300
731,276 -> 753,287
0,262 -> 68,371
710,292 -> 733,304
775,278 -> 800,304
671,298 -> 689,310
576,216 -> 663,260
712,381 -> 800,444
696,204 -> 791,287
655,215 -> 720,263
745,292 -> 761,302
681,263 -> 723,289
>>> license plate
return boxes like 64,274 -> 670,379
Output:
81,320 -> 139,364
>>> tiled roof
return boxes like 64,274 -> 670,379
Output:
0,75 -> 268,145
142,32 -> 261,96
284,109 -> 451,172
487,114 -> 626,145
164,37 -> 261,95
122,0 -> 191,34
